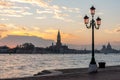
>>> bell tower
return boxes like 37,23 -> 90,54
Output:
56,30 -> 62,47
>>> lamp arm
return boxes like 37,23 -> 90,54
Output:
86,24 -> 91,29
94,23 -> 100,29
86,20 -> 92,29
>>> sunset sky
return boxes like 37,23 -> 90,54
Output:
0,0 -> 120,46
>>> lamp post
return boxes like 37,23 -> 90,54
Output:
84,6 -> 101,73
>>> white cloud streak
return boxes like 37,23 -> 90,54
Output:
0,0 -> 81,22
10,0 -> 81,21
0,0 -> 33,18
0,18 -> 9,21
35,16 -> 46,19
36,9 -> 53,14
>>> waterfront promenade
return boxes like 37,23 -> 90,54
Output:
1,65 -> 120,80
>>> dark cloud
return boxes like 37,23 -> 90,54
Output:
117,29 -> 120,32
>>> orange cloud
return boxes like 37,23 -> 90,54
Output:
0,23 -> 78,44
1,23 -> 118,45
10,0 -> 49,8
0,1 -> 12,8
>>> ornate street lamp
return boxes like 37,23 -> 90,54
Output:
84,6 -> 101,73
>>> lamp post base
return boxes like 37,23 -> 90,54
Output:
88,64 -> 97,73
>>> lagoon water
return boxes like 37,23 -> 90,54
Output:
0,53 -> 120,79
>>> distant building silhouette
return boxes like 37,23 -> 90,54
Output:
101,43 -> 119,53
107,42 -> 112,50
15,43 -> 35,53
47,30 -> 68,53
0,46 -> 9,53
56,30 -> 62,48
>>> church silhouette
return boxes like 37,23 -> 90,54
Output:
47,30 -> 68,53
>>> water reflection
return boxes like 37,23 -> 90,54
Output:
0,54 -> 120,78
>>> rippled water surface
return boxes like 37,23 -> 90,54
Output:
0,53 -> 120,79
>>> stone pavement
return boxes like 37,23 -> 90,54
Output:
1,66 -> 120,80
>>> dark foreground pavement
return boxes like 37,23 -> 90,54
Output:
1,66 -> 120,80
